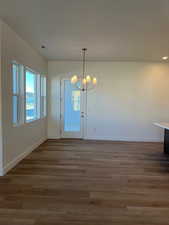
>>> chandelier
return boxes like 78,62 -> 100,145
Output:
71,48 -> 97,91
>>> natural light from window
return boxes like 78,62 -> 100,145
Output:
25,70 -> 37,122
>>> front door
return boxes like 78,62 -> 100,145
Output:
60,79 -> 85,138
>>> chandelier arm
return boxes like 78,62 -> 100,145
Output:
73,79 -> 85,91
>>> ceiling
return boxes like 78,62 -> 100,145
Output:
0,0 -> 169,61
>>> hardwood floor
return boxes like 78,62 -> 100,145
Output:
1,139 -> 169,224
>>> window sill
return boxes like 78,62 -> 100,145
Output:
25,116 -> 47,124
12,117 -> 47,128
26,118 -> 41,124
12,123 -> 20,128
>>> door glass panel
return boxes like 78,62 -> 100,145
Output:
64,80 -> 81,132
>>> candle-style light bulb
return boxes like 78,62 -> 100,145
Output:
82,78 -> 87,85
93,77 -> 97,85
86,75 -> 91,83
71,75 -> 78,84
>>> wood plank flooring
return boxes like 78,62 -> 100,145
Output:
1,139 -> 169,224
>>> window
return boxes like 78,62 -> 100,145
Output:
41,76 -> 47,117
12,63 -> 46,125
25,69 -> 40,122
12,63 -> 20,125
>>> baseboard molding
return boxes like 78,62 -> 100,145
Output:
1,137 -> 47,176
47,136 -> 163,143
47,136 -> 60,139
84,136 -> 163,142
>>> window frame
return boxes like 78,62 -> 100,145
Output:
40,75 -> 47,118
12,62 -> 21,126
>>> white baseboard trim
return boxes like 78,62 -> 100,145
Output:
48,136 -> 60,139
1,137 -> 47,176
48,135 -> 163,142
84,136 -> 163,142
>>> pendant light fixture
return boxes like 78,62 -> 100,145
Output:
71,48 -> 97,91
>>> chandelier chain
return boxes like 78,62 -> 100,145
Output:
82,48 -> 87,80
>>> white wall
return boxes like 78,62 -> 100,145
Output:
48,61 -> 169,142
1,20 -> 48,175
